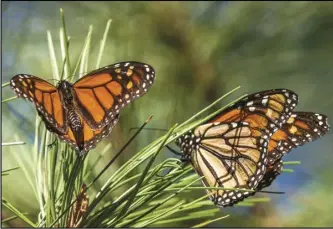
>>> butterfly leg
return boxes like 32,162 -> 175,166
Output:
48,138 -> 58,149
155,163 -> 184,178
165,145 -> 183,156
165,145 -> 191,164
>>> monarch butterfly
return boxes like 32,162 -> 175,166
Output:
10,61 -> 156,155
176,89 -> 330,207
175,89 -> 301,207
256,111 -> 330,191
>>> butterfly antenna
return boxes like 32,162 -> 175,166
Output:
61,70 -> 91,82
128,127 -> 181,154
44,78 -> 60,84
59,55 -> 88,81
257,190 -> 285,195
128,127 -> 169,132
60,55 -> 67,81
155,162 -> 183,178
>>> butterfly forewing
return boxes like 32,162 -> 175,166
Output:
267,112 -> 330,165
209,89 -> 299,133
249,112 -> 329,193
73,61 -> 156,130
10,74 -> 68,134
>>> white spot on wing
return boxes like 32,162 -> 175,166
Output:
246,101 -> 254,106
249,107 -> 255,112
262,98 -> 268,105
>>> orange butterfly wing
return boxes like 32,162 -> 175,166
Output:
257,112 -> 330,191
10,74 -> 68,134
209,89 -> 298,132
73,62 -> 155,130
267,112 -> 330,165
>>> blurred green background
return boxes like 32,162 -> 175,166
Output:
2,1 -> 333,227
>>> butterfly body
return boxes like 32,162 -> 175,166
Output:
10,61 -> 155,155
56,80 -> 84,151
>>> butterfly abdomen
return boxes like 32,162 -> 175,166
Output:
68,109 -> 84,152
68,109 -> 81,130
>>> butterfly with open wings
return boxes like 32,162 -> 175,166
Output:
175,89 -> 330,207
10,61 -> 156,155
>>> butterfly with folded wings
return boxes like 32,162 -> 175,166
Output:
256,112 -> 330,191
175,89 -> 330,207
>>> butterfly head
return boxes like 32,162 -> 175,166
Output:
58,81 -> 75,106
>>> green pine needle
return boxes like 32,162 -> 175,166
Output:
2,82 -> 10,88
2,199 -> 37,227
2,96 -> 18,103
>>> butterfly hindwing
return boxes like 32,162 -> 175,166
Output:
178,121 -> 270,207
73,61 -> 156,130
256,159 -> 283,191
58,115 -> 120,155
10,74 -> 68,134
